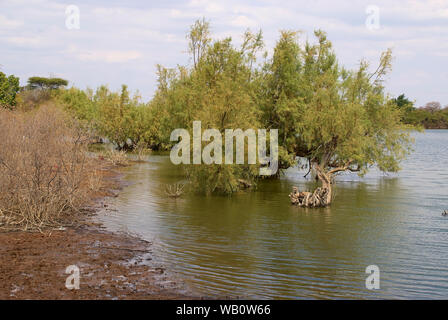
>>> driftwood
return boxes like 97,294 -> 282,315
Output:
289,186 -> 331,207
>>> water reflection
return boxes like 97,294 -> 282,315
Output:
98,131 -> 448,299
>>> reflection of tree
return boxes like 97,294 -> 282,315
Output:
150,158 -> 405,298
111,156 -> 413,298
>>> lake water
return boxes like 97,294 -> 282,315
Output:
97,130 -> 448,299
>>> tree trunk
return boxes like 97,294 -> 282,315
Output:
289,163 -> 333,207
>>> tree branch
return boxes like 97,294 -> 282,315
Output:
327,160 -> 352,175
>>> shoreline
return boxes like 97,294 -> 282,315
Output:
0,163 -> 194,300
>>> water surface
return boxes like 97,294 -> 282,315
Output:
98,130 -> 448,299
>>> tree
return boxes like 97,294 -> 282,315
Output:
153,20 -> 264,194
55,86 -> 98,126
0,71 -> 20,108
187,18 -> 211,69
27,76 -> 68,90
422,101 -> 441,113
95,85 -> 153,151
392,94 -> 414,112
261,30 -> 413,207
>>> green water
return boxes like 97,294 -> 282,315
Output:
98,130 -> 448,299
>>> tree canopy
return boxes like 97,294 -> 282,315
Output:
27,77 -> 68,90
150,19 -> 264,194
260,30 -> 413,206
47,20 -> 415,205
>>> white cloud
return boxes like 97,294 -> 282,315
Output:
0,14 -> 23,28
230,15 -> 258,28
385,0 -> 448,20
5,36 -> 43,47
75,49 -> 142,63
0,0 -> 447,105
188,0 -> 225,13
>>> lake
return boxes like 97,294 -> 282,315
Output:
97,130 -> 448,299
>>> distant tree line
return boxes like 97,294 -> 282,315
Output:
392,94 -> 448,129
0,74 -> 68,110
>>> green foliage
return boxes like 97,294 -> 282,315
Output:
259,30 -> 413,178
95,85 -> 147,150
391,94 -> 414,113
56,85 -> 156,150
393,98 -> 448,129
0,71 -> 20,108
49,20 -> 416,200
403,105 -> 448,129
27,76 -> 68,90
55,87 -> 98,125
152,20 -> 264,194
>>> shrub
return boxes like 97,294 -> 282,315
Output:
0,71 -> 20,108
15,89 -> 52,111
101,149 -> 129,166
0,105 -> 96,231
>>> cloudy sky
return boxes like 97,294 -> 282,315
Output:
1,0 -> 447,106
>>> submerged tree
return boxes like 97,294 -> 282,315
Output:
152,19 -> 264,194
260,30 -> 413,207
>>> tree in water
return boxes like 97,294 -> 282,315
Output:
259,30 -> 413,207
151,19 -> 264,194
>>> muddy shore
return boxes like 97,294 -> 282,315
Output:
0,165 -> 193,300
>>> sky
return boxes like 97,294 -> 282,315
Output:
1,0 -> 447,107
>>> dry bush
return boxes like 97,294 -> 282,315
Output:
134,141 -> 149,162
0,105 -> 97,231
164,183 -> 185,198
16,89 -> 52,111
101,149 -> 129,166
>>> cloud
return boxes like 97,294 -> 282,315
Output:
0,0 -> 447,106
5,36 -> 43,47
74,49 -> 142,63
0,14 -> 23,29
230,15 -> 258,28
188,0 -> 225,13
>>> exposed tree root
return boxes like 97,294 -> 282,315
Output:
289,186 -> 331,207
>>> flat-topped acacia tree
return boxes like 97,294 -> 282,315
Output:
27,76 -> 68,90
259,30 -> 413,207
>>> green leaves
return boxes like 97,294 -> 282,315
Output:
27,76 -> 68,90
0,71 -> 20,108
53,20 -> 414,198
261,29 -> 412,177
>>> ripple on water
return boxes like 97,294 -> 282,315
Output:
98,131 -> 448,299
